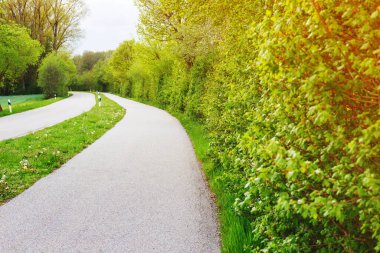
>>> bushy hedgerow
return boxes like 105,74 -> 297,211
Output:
231,1 -> 379,251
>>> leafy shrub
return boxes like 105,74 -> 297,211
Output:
0,23 -> 42,90
38,52 -> 76,97
233,1 -> 380,251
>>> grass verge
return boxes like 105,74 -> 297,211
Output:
0,94 -> 125,204
0,94 -> 64,117
172,112 -> 253,253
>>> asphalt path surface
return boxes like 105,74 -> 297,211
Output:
0,92 -> 95,141
0,93 -> 220,252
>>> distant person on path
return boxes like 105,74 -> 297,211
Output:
98,95 -> 102,107
8,99 -> 12,113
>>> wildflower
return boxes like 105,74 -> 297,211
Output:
19,159 -> 30,170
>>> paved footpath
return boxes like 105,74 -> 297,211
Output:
0,93 -> 220,253
0,92 -> 95,141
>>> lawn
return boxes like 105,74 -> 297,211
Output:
0,94 -> 125,204
0,94 -> 44,105
0,94 -> 63,117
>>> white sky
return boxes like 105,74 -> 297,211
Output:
73,0 -> 140,55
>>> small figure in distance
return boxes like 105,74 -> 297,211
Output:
8,99 -> 12,113
98,94 -> 102,107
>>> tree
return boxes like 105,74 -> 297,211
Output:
71,50 -> 113,91
1,0 -> 86,93
73,51 -> 111,74
0,22 -> 42,92
1,0 -> 86,51
37,51 -> 76,97
136,0 -> 217,68
108,40 -> 135,95
92,58 -> 112,92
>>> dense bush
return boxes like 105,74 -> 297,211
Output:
0,23 -> 42,92
234,1 -> 380,251
103,0 -> 380,251
38,52 -> 76,97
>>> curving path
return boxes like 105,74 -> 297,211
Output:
0,92 -> 95,141
0,93 -> 220,252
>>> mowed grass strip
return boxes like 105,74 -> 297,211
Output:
0,94 -> 125,204
0,94 -> 64,117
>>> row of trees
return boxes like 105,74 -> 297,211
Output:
94,0 -> 379,252
72,50 -> 112,92
0,0 -> 85,95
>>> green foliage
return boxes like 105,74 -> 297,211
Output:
108,40 -> 136,95
0,0 -> 87,94
38,52 -> 77,97
77,70 -> 96,91
235,1 -> 380,251
71,50 -> 114,92
73,51 -> 111,74
0,23 -> 42,87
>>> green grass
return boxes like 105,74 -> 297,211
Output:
0,94 -> 64,117
0,94 -> 125,204
0,94 -> 44,105
172,112 -> 253,253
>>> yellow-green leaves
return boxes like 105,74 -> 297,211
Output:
37,52 -> 76,97
0,23 -> 42,85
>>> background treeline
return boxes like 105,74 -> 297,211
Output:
83,0 -> 379,252
71,50 -> 113,92
0,0 -> 85,95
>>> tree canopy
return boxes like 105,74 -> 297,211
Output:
0,23 -> 42,90
1,0 -> 86,51
0,0 -> 86,94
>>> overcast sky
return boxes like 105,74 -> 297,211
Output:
73,0 -> 140,55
